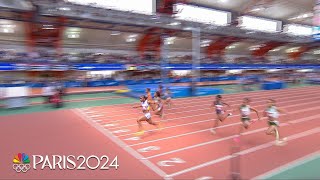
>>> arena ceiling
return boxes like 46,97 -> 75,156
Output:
0,0 -> 318,58
188,0 -> 314,25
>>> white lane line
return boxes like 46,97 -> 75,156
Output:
104,94 -> 320,127
73,109 -> 168,179
82,86 -> 320,113
88,115 -> 104,118
85,112 -> 98,115
165,127 -> 320,178
84,89 -> 320,117
89,87 -> 320,113
252,151 -> 320,180
103,86 -> 320,107
93,120 -> 103,122
129,123 -> 218,147
110,96 -> 320,130
117,103 -> 320,138
103,123 -> 119,127
143,114 -> 320,159
128,107 -> 320,147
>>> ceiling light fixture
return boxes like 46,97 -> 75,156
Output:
218,0 -> 228,3
111,31 -> 121,36
128,34 -> 138,38
226,45 -> 236,49
288,12 -> 313,20
270,48 -> 281,52
314,50 -> 320,55
249,7 -> 265,12
59,7 -> 71,11
169,22 -> 181,26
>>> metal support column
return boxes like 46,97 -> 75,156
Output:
161,34 -> 169,86
191,27 -> 201,96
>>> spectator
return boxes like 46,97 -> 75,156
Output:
42,84 -> 54,104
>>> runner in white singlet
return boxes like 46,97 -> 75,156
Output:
264,99 -> 289,146
236,98 -> 260,141
133,95 -> 161,136
154,91 -> 164,118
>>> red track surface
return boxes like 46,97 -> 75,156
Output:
1,86 -> 320,179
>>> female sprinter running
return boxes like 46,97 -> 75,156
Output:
154,91 -> 164,118
133,95 -> 161,136
211,95 -> 232,134
157,85 -> 164,98
264,99 -> 288,146
163,87 -> 173,108
238,98 -> 260,135
146,88 -> 156,111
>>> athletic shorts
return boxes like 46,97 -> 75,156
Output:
216,109 -> 224,115
164,96 -> 171,100
241,117 -> 250,122
144,113 -> 151,120
268,120 -> 279,126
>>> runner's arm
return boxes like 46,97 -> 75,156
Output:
277,107 -> 292,123
263,109 -> 268,117
223,101 -> 232,111
132,104 -> 142,108
223,101 -> 231,108
277,107 -> 288,115
250,107 -> 261,120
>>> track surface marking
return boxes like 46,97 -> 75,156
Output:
75,86 -> 320,179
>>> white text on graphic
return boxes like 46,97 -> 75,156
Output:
33,155 -> 119,170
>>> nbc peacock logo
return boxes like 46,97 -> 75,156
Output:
13,153 -> 31,173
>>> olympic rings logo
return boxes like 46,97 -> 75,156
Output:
13,164 -> 31,173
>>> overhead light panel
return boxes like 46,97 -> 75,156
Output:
313,50 -> 320,55
66,0 -> 154,14
283,24 -> 313,36
174,3 -> 231,26
238,16 -> 282,33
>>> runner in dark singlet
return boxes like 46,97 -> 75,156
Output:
211,95 -> 232,134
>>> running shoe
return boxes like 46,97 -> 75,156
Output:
135,130 -> 145,136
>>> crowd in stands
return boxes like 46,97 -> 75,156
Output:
0,50 -> 319,65
1,70 -> 319,88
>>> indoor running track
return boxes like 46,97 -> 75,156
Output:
1,86 -> 320,180
76,86 -> 320,179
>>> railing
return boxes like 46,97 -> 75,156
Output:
1,62 -> 320,71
